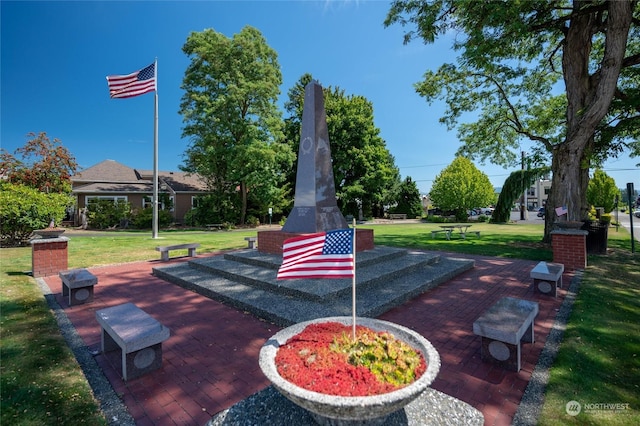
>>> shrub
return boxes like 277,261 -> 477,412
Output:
245,216 -> 260,227
0,182 -> 72,246
131,208 -> 173,229
87,199 -> 132,229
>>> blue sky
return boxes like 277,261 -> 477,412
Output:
2,0 -> 637,194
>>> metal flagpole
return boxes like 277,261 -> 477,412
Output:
352,218 -> 357,340
152,58 -> 159,239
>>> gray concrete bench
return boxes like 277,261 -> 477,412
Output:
472,297 -> 539,371
389,213 -> 407,220
155,243 -> 200,261
95,303 -> 170,380
530,261 -> 564,297
59,268 -> 98,306
244,236 -> 257,249
206,223 -> 224,230
431,229 -> 452,240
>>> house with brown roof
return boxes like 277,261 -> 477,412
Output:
67,159 -> 209,226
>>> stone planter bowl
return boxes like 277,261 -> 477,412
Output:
259,316 -> 440,426
33,228 -> 66,238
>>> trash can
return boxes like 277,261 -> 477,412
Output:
582,220 -> 609,254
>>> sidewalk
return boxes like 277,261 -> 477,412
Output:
43,252 -> 573,426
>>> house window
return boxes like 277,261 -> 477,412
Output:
192,196 -> 204,209
86,196 -> 128,205
143,196 -> 153,209
143,195 -> 174,211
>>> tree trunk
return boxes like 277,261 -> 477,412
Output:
240,181 -> 247,225
542,0 -> 632,242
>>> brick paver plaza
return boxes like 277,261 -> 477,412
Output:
43,251 -> 572,426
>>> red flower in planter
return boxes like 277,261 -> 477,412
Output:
275,322 -> 427,396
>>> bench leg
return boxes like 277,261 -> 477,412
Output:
122,343 -> 163,381
68,285 -> 94,306
445,231 -> 451,240
534,278 -> 558,297
460,232 -> 466,240
101,328 -> 120,353
188,247 -> 197,257
160,251 -> 169,261
62,283 -> 70,304
522,320 -> 535,343
480,337 -> 522,372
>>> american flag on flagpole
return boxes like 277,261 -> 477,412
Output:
277,229 -> 354,280
106,62 -> 156,99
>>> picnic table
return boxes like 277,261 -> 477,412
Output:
431,224 -> 480,240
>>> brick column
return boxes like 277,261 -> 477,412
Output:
31,237 -> 69,278
551,230 -> 588,270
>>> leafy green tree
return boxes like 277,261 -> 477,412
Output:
587,169 -> 618,213
430,157 -> 495,221
180,26 -> 294,225
0,182 -> 73,246
284,74 -> 401,218
0,132 -> 78,193
385,1 -> 639,240
392,177 -> 423,218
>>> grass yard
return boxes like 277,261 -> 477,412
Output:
538,248 -> 640,425
1,222 -> 638,425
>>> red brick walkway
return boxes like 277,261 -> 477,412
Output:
44,252 -> 571,426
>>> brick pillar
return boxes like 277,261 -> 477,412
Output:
551,230 -> 588,270
31,237 -> 69,278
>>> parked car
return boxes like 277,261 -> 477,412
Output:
537,207 -> 545,218
634,209 -> 640,218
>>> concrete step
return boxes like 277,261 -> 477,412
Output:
186,247 -> 440,301
152,247 -> 474,327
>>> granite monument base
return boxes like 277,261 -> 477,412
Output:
257,228 -> 374,255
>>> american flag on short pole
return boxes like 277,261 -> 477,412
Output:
277,229 -> 355,280
106,60 -> 160,239
277,225 -> 359,339
106,62 -> 156,99
555,205 -> 568,217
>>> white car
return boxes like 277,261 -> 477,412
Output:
634,209 -> 640,218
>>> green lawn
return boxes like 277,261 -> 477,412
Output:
1,223 -> 638,425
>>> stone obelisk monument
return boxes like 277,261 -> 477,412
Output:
282,80 -> 348,233
257,80 -> 373,254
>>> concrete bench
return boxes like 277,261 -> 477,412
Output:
244,236 -> 257,249
431,229 -> 452,240
389,213 -> 407,220
206,223 -> 224,230
530,261 -> 564,297
95,303 -> 170,380
155,243 -> 200,261
472,297 -> 539,371
59,268 -> 98,306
